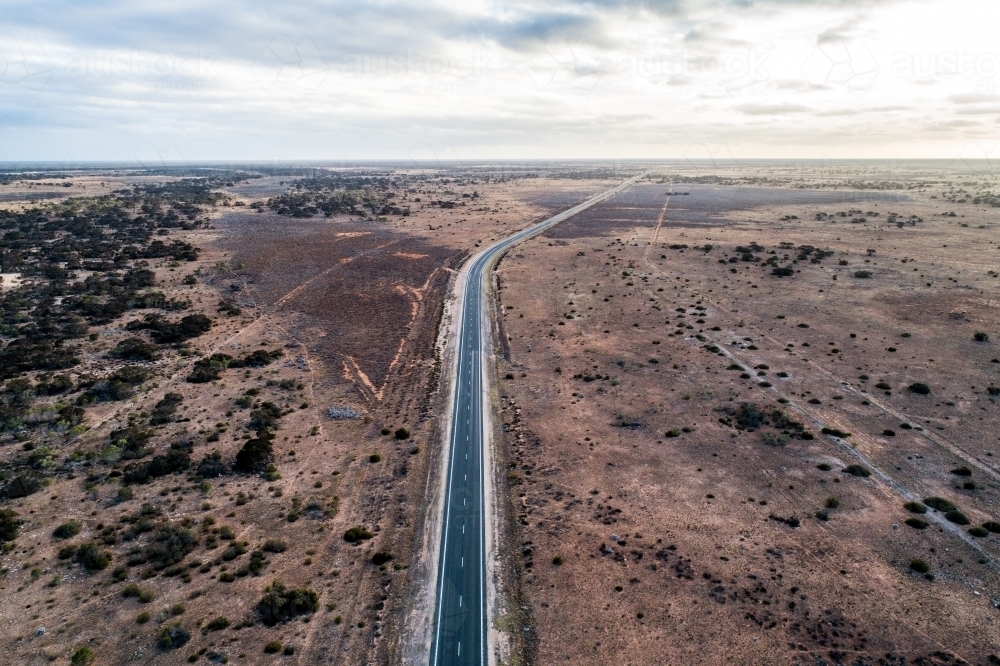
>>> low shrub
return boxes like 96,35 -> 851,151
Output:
262,539 -> 287,553
821,427 -> 851,438
394,427 -> 411,440
257,581 -> 319,626
923,497 -> 958,512
343,526 -> 373,543
909,558 -> 929,574
904,518 -> 928,529
907,382 -> 931,395
825,497 -> 839,509
371,551 -> 393,565
949,466 -> 972,477
158,623 -> 190,650
982,521 -> 1000,534
944,510 -> 970,525
843,464 -> 870,478
903,501 -> 927,514
816,463 -> 832,471
968,526 -> 989,538
264,641 -> 282,654
53,520 -> 82,539
204,617 -> 230,632
974,332 -> 989,342
70,647 -> 95,666
76,543 -> 111,572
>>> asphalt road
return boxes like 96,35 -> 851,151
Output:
430,173 -> 644,666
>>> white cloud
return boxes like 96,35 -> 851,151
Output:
0,0 -> 996,159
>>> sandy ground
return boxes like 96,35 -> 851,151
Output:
493,167 -> 1000,665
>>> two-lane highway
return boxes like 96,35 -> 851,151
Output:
430,173 -> 644,666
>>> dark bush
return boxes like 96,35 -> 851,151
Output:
905,518 -> 928,529
983,521 -> 1000,534
909,559 -> 929,574
974,332 -> 989,342
149,392 -> 183,424
343,526 -> 373,543
923,497 -> 958,512
0,508 -> 19,542
264,641 -> 282,654
197,451 -> 226,478
144,523 -> 198,569
768,513 -> 800,528
968,526 -> 989,538
70,647 -> 95,666
944,510 -> 970,525
123,444 -> 191,484
821,427 -> 851,438
853,270 -> 873,278
369,453 -> 382,463
249,550 -> 268,575
76,542 -> 111,572
234,431 -> 275,473
257,581 -> 319,626
825,497 -> 839,509
111,337 -> 161,361
230,349 -> 283,368
907,382 -> 931,395
204,617 -> 230,632
394,427 -> 411,440
249,402 -> 284,429
53,520 -> 82,539
903,501 -> 927,514
843,464 -> 870,478
262,539 -> 287,553
816,463 -> 832,471
158,623 -> 190,650
949,466 -> 972,477
371,551 -> 393,565
882,429 -> 896,437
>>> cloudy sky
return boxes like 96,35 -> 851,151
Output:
1,0 -> 998,162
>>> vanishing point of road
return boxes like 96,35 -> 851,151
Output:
431,173 -> 645,666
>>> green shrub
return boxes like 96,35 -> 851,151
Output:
76,543 -> 110,572
0,508 -> 19,542
343,526 -> 373,543
58,544 -> 78,560
843,465 -> 870,478
982,521 -> 1000,534
815,509 -> 829,521
53,520 -> 82,539
907,382 -> 930,395
664,429 -> 680,438
158,623 -> 190,650
974,332 -> 989,342
909,558 -> 929,574
262,539 -> 287,553
821,427 -> 851,438
369,453 -> 382,463
552,556 -> 564,565
204,617 -> 230,632
264,640 -> 283,654
825,497 -> 839,509
923,497 -> 958,512
853,270 -> 872,278
136,611 -> 150,624
371,551 -> 393,565
904,518 -> 928,530
394,427 -> 410,440
944,510 -> 970,525
257,581 -> 319,626
816,463 -> 832,471
903,501 -> 927,514
949,466 -> 972,477
968,527 -> 989,538
70,647 -> 95,666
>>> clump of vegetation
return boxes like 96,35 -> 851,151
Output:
394,427 -> 411,440
70,647 -> 95,666
903,501 -> 927,514
907,382 -> 931,395
768,513 -> 800,528
76,542 -> 111,572
944,510 -> 970,525
923,497 -> 958,512
158,623 -> 190,650
909,558 -> 929,574
816,463 -> 832,471
234,429 -> 275,474
949,466 -> 972,477
203,617 -> 230,632
982,521 -> 1000,534
257,581 -> 319,626
905,518 -> 928,529
968,526 -> 989,538
149,392 -> 183,425
53,520 -> 82,539
263,538 -> 287,553
343,526 -> 373,543
821,426 -> 851,438
123,441 -> 192,484
371,551 -> 393,565
853,270 -> 873,278
843,464 -> 871,478
265,641 -> 283,654
974,331 -> 989,342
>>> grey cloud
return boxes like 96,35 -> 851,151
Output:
737,102 -> 810,115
